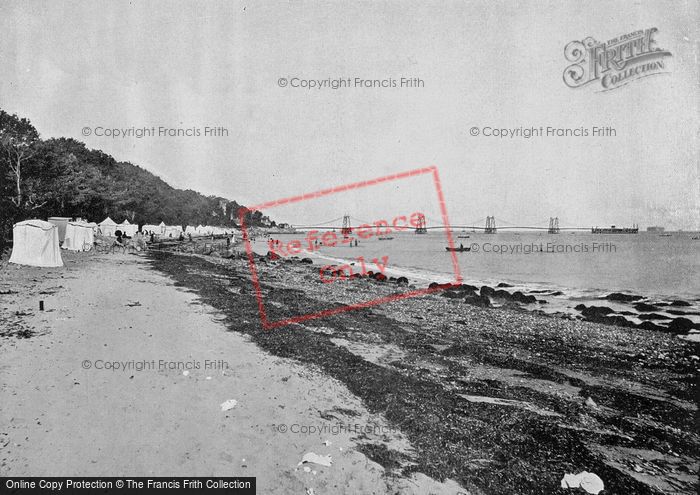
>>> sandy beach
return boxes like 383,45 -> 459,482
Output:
0,252 -> 461,494
2,249 -> 696,494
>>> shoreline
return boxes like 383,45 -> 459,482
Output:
148,248 -> 699,494
246,238 -> 700,336
259,230 -> 700,302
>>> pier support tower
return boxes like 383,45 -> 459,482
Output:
485,216 -> 497,234
340,215 -> 352,235
548,217 -> 560,234
415,213 -> 427,234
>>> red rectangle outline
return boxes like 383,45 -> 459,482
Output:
239,166 -> 462,329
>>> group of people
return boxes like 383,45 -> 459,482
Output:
112,230 -> 148,251
97,228 -> 236,254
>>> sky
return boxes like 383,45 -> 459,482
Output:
0,0 -> 698,229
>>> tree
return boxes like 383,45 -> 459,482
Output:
0,111 -> 41,210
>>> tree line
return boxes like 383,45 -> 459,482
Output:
0,109 -> 268,252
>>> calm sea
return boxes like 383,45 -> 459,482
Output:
253,231 -> 700,319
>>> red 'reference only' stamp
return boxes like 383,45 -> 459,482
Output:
239,166 -> 462,329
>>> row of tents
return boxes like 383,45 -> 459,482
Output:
104,218 -> 236,238
49,217 -> 238,241
7,218 -> 239,268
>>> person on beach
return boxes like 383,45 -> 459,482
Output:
112,231 -> 127,253
132,231 -> 145,251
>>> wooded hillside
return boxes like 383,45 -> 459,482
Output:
0,109 -> 268,251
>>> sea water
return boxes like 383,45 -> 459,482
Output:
253,231 -> 700,321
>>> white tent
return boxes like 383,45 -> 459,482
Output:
99,217 -> 118,237
9,220 -> 63,267
196,225 -> 210,235
47,217 -> 71,243
185,225 -> 197,235
142,224 -> 160,235
62,221 -> 95,252
119,219 -> 138,236
163,225 -> 183,238
158,221 -> 166,235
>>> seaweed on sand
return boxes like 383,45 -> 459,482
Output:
149,252 -> 697,495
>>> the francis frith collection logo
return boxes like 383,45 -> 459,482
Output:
563,28 -> 672,91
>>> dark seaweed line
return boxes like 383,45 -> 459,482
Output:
148,252 -> 669,495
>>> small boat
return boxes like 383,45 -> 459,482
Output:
446,246 -> 471,252
659,233 -> 672,237
457,235 -> 470,239
378,236 -> 394,240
